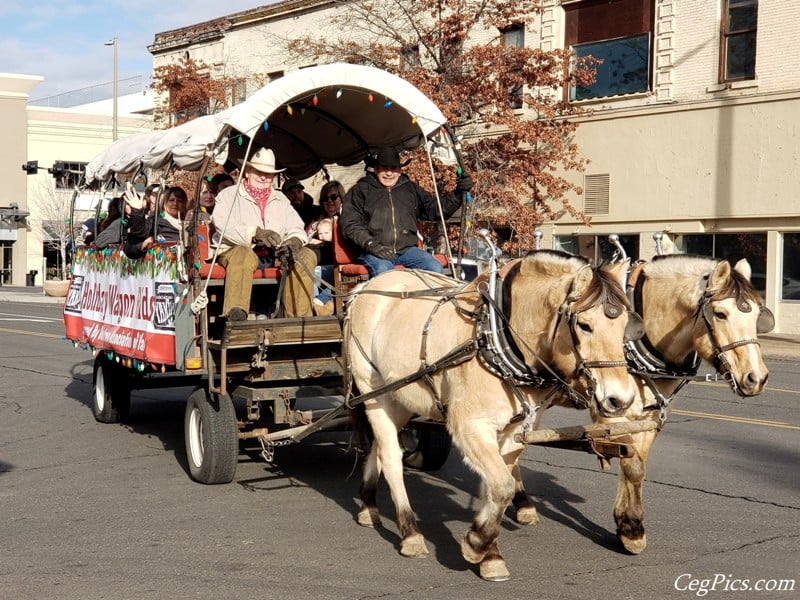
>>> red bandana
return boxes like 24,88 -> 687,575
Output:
244,181 -> 272,221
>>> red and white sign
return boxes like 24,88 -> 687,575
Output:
63,253 -> 178,365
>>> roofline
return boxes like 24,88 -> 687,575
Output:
148,0 -> 336,55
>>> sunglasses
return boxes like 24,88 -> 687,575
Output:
324,193 -> 340,202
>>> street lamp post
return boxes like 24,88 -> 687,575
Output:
105,37 -> 118,141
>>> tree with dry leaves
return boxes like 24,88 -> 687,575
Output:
286,0 -> 595,253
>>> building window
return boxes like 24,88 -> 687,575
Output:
554,234 -> 639,264
501,24 -> 525,109
50,161 -> 87,190
781,234 -> 800,300
230,79 -> 247,105
401,45 -> 420,71
720,0 -> 758,82
564,0 -> 654,101
672,233 -> 767,296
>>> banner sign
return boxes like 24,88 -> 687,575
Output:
63,246 -> 180,365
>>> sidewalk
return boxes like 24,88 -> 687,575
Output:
0,286 -> 65,305
1,285 -> 799,361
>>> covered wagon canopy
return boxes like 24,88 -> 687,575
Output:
84,130 -> 168,185
214,62 -> 457,180
83,63 -> 458,185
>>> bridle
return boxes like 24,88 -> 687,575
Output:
626,261 -> 774,422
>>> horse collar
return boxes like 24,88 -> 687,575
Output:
626,268 -> 700,377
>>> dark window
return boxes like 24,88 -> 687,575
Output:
721,0 -> 758,81
401,45 -> 420,71
501,24 -> 525,108
676,233 -> 767,295
564,0 -> 654,101
781,234 -> 800,300
52,161 -> 87,190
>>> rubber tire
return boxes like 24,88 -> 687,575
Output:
399,427 -> 452,471
92,355 -> 131,423
184,387 -> 238,484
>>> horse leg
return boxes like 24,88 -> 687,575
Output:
455,424 -> 515,581
499,436 -> 540,526
614,428 -> 658,554
361,404 -> 429,558
509,458 -> 540,526
357,442 -> 382,528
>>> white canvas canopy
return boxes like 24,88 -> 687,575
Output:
141,108 -> 234,171
215,62 -> 457,179
84,130 -> 168,184
84,63 -> 458,185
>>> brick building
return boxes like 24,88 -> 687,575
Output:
149,0 -> 800,332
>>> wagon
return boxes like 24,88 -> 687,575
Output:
64,64 -> 472,484
64,64 -> 658,486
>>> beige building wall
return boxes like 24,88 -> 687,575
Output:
1,74 -> 42,286
25,107 -> 153,280
150,0 -> 800,331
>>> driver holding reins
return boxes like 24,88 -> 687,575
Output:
340,146 -> 473,278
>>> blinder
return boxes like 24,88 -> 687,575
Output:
701,298 -> 775,335
757,305 -> 775,334
624,311 -> 645,342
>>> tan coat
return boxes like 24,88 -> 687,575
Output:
211,183 -> 308,253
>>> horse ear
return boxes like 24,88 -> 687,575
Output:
604,258 -> 630,288
709,259 -> 732,291
571,265 -> 593,297
733,258 -> 753,281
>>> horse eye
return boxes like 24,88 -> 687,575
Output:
714,311 -> 727,320
577,321 -> 592,333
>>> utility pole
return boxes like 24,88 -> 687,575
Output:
105,36 -> 118,141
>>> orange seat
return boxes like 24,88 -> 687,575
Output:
195,222 -> 281,281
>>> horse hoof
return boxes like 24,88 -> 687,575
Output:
460,531 -> 486,564
356,506 -> 381,528
400,533 -> 429,558
514,505 -> 540,526
480,558 -> 510,582
620,533 -> 647,555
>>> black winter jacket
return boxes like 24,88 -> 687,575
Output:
340,172 -> 462,254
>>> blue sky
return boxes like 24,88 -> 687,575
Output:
0,1 -> 275,101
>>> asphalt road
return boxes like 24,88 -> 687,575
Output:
0,300 -> 797,599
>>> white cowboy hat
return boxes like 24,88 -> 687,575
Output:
247,147 -> 285,174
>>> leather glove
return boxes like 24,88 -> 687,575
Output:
455,172 -> 474,193
253,227 -> 282,248
368,241 -> 396,262
276,237 -> 304,267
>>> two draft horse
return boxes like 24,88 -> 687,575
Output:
344,251 -> 643,581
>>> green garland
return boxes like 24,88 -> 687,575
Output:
72,245 -> 180,280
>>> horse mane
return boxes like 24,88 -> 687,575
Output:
519,249 -> 589,277
649,254 -> 761,304
517,251 -> 630,314
577,263 -> 631,314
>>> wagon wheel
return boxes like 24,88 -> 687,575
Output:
184,387 -> 238,484
92,354 -> 131,423
399,426 -> 452,471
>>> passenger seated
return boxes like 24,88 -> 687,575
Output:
340,146 -> 472,278
308,217 -> 335,316
211,147 -> 317,320
123,185 -> 187,259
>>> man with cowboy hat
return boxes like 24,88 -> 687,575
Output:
212,146 -> 317,319
340,146 -> 473,278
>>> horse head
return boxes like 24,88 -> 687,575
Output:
695,258 -> 771,396
512,254 -> 641,418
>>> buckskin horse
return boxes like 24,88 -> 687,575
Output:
343,251 -> 644,581
509,254 -> 772,556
